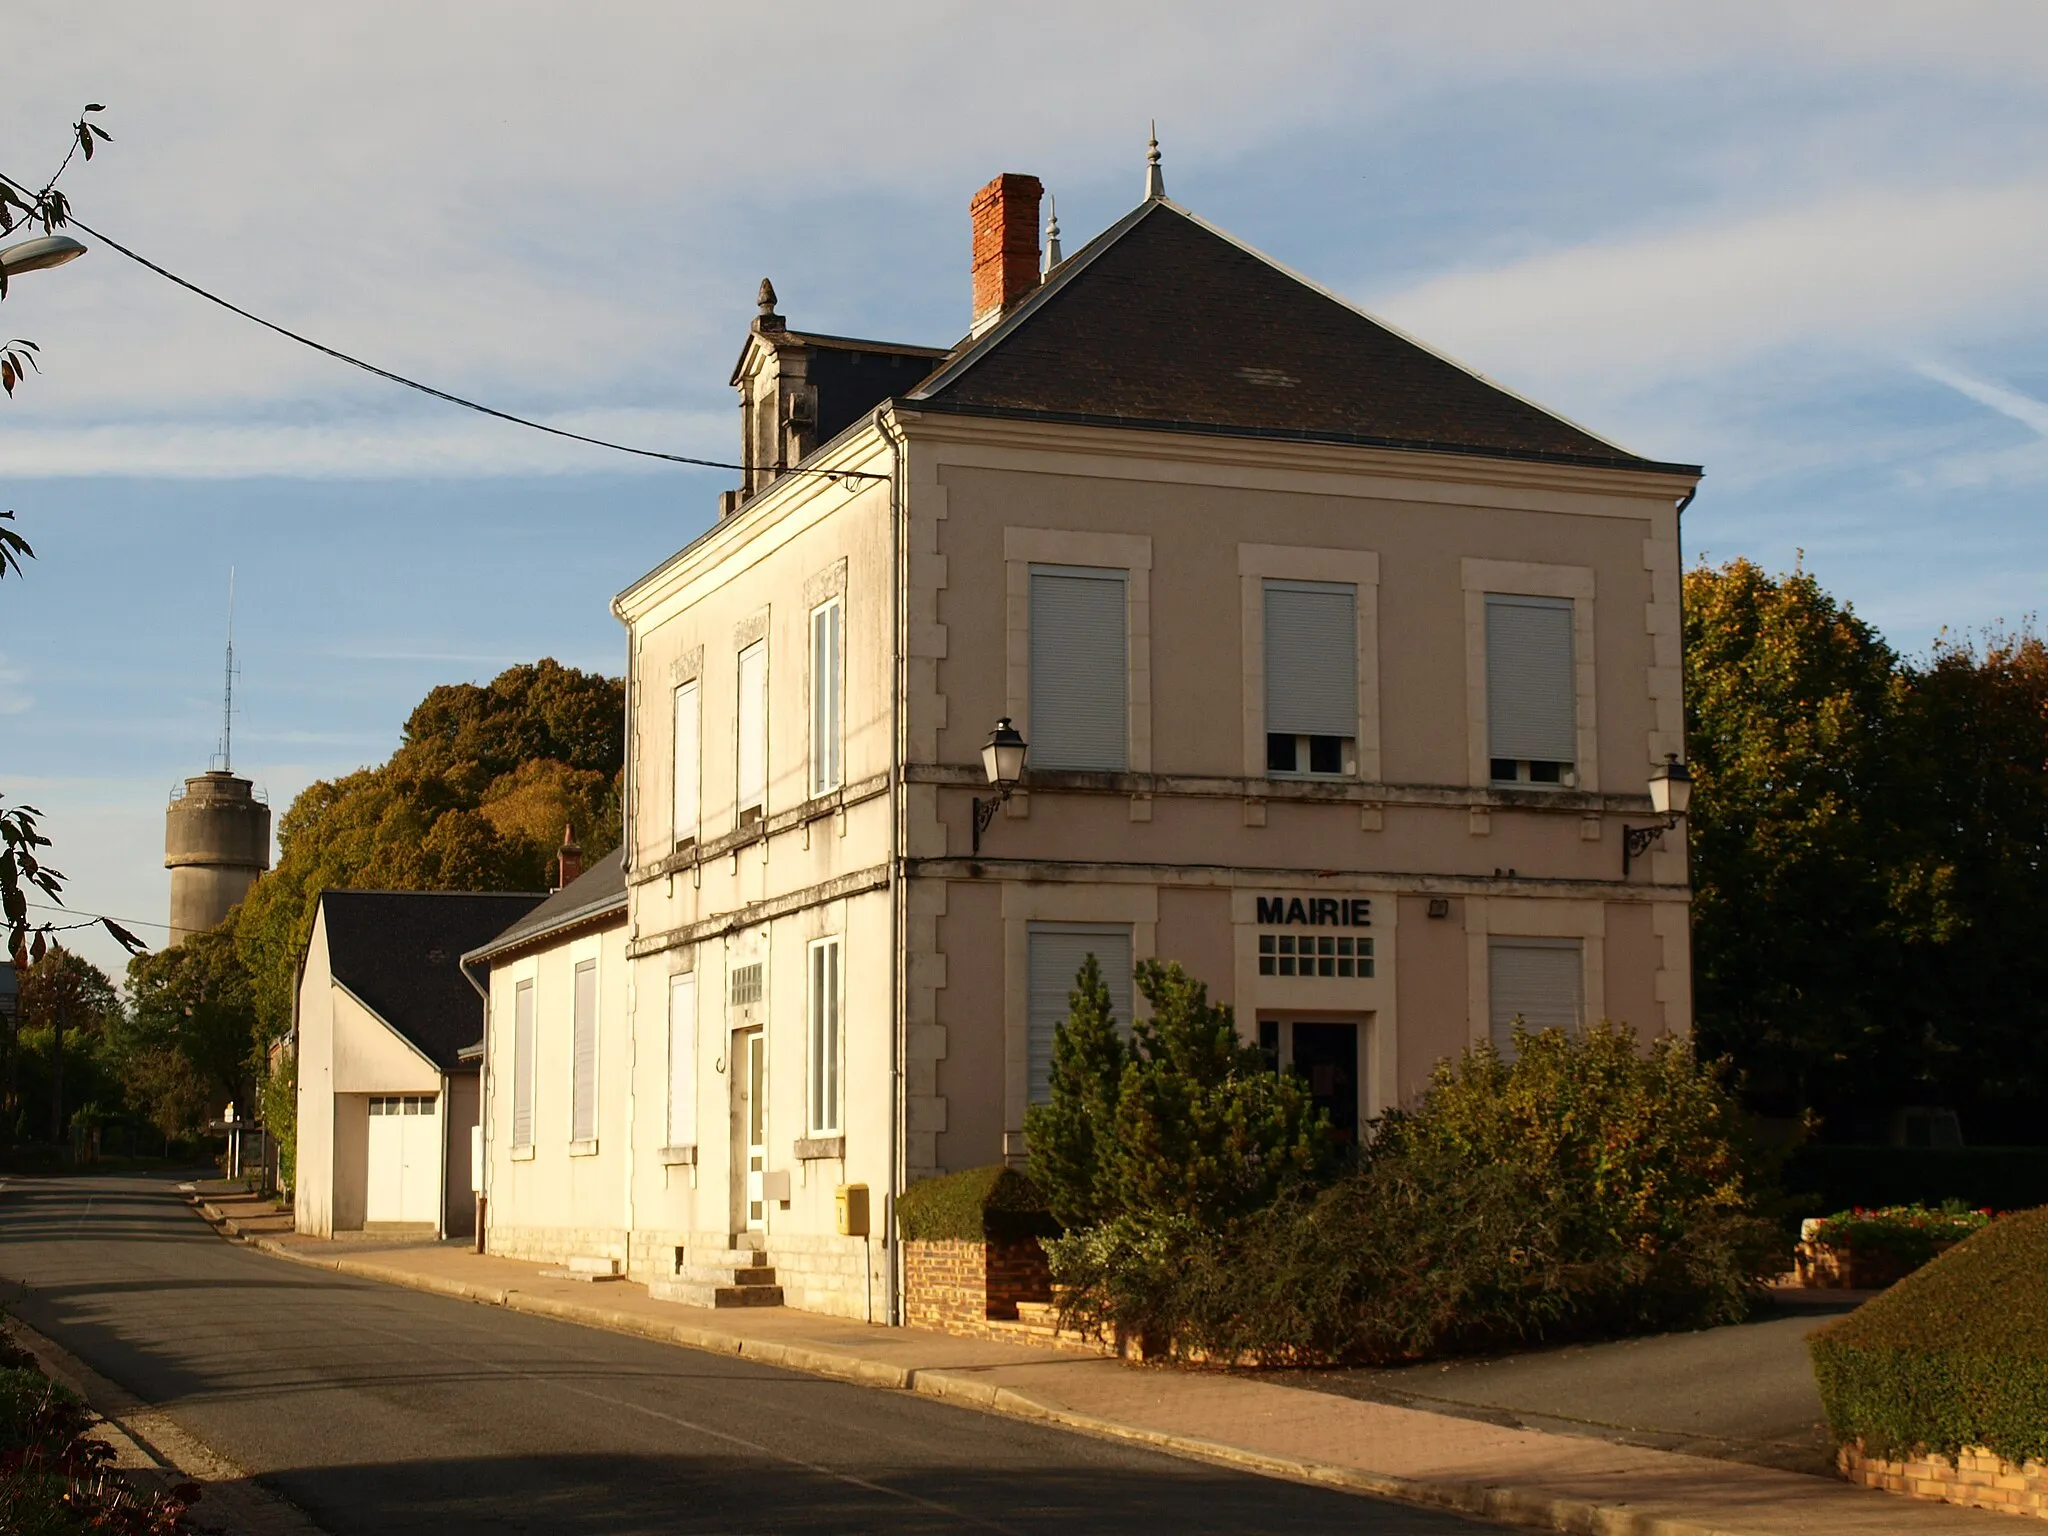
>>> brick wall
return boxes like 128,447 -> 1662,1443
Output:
903,1237 -> 1052,1333
1841,1442 -> 2048,1519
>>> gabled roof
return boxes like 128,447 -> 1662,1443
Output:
317,890 -> 547,1071
463,848 -> 627,967
909,199 -> 1698,476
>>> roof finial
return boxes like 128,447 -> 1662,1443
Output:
757,277 -> 779,316
1044,193 -> 1063,273
1144,121 -> 1165,200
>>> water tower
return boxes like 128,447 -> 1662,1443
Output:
165,572 -> 270,943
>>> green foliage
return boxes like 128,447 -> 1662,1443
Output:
1052,1021 -> 1779,1364
895,1165 -> 1056,1243
4,947 -> 123,1149
1809,1204 -> 1990,1269
1687,559 -> 2048,1135
1023,953 -> 1126,1229
259,1048 -> 296,1197
1809,1206 -> 2048,1465
234,660 -> 624,1039
114,931 -> 257,1142
1111,961 -> 1332,1224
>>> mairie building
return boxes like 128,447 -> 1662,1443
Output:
470,153 -> 1701,1323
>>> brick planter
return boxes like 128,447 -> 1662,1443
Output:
1841,1442 -> 2048,1519
903,1237 -> 1052,1333
1794,1240 -> 1921,1289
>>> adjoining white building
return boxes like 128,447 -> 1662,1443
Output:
476,153 -> 1701,1324
294,889 -> 543,1238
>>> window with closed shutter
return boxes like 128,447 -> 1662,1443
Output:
1488,939 -> 1583,1059
1265,579 -> 1357,774
667,972 -> 696,1148
672,679 -> 699,848
571,959 -> 598,1143
736,640 -> 767,819
1029,567 -> 1127,771
511,979 -> 535,1148
810,599 -> 842,796
1026,924 -> 1134,1104
1486,594 -> 1576,780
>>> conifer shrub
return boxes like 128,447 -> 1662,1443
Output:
1809,1206 -> 2048,1466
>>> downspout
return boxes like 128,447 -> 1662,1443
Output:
880,406 -> 907,1327
460,953 -> 491,1252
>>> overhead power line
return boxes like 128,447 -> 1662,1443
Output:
1,176 -> 885,483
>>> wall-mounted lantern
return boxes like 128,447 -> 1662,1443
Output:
1622,754 -> 1693,874
973,717 -> 1028,854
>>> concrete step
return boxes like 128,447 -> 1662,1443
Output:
1012,1301 -> 1061,1328
696,1248 -> 767,1268
675,1262 -> 777,1288
566,1255 -> 622,1276
648,1276 -> 786,1309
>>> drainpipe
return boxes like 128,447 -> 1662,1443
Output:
880,406 -> 907,1327
461,953 -> 490,1252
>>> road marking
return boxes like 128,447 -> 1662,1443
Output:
347,1316 -> 1029,1534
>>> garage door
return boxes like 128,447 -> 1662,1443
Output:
366,1094 -> 440,1225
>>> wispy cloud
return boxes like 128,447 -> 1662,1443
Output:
0,655 -> 29,715
1914,361 -> 2048,437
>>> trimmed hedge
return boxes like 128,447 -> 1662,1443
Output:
1786,1146 -> 2048,1217
1809,1205 -> 2048,1465
895,1165 -> 1059,1245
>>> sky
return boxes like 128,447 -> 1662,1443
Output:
5,2 -> 2047,976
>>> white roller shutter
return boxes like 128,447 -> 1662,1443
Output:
1265,580 -> 1357,739
1030,568 -> 1128,771
511,980 -> 535,1148
672,680 -> 699,847
1486,595 -> 1576,764
1026,924 -> 1134,1104
571,959 -> 598,1143
1488,940 -> 1583,1058
667,972 -> 696,1148
737,640 -> 767,815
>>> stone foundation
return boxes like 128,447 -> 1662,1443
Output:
1841,1442 -> 2048,1519
486,1222 -> 630,1269
903,1237 -> 1052,1334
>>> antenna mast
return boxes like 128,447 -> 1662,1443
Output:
216,567 -> 237,774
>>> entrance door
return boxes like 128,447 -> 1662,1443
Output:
1287,1023 -> 1360,1148
731,1029 -> 766,1234
365,1094 -> 440,1225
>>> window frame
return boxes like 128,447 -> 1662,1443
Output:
672,677 -> 700,850
807,936 -> 842,1137
1461,559 -> 1597,793
1238,546 -> 1381,785
809,596 -> 843,798
735,637 -> 768,825
1027,563 -> 1131,772
1261,577 -> 1360,780
1486,936 -> 1585,1060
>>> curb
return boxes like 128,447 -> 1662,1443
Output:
204,1208 -> 1775,1536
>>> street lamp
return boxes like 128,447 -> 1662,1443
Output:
0,234 -> 87,278
972,717 -> 1028,855
1622,754 -> 1693,874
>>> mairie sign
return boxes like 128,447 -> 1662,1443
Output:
1256,895 -> 1372,927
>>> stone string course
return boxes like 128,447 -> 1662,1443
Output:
1841,1441 -> 2048,1519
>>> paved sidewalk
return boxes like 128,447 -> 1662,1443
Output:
197,1193 -> 2005,1536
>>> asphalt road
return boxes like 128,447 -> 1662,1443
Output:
1300,1294 -> 1859,1475
0,1175 -> 1494,1535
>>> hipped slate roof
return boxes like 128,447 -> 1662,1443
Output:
909,199 -> 1698,476
464,848 -> 627,965
318,890 -> 547,1071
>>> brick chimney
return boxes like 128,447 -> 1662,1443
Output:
970,173 -> 1043,335
556,824 -> 582,891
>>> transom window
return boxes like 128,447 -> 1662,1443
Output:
368,1095 -> 436,1115
1258,934 -> 1373,978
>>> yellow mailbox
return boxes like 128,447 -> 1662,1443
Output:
835,1183 -> 869,1238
